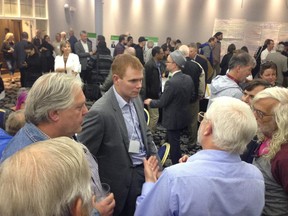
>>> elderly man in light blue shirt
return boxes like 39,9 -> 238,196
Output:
135,97 -> 265,216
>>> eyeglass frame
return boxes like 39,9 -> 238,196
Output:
198,111 -> 205,123
251,106 -> 274,119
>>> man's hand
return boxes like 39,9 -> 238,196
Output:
93,193 -> 115,216
144,156 -> 160,182
144,99 -> 152,105
179,155 -> 189,163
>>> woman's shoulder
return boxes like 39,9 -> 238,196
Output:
69,53 -> 79,59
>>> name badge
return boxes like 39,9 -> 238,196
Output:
128,140 -> 140,153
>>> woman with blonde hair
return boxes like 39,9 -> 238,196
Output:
54,40 -> 81,79
1,32 -> 15,82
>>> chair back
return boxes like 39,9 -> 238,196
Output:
158,142 -> 170,166
144,108 -> 150,126
0,109 -> 6,130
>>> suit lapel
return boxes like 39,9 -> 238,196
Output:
108,88 -> 130,151
133,97 -> 147,149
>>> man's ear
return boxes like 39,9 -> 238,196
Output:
235,65 -> 241,73
203,122 -> 212,136
112,74 -> 120,85
71,198 -> 83,216
48,110 -> 60,122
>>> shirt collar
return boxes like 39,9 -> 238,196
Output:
226,73 -> 240,85
188,149 -> 241,163
113,86 -> 131,109
171,70 -> 181,77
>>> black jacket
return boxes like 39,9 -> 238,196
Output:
144,59 -> 165,99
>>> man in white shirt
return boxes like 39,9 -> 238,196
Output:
74,30 -> 94,83
261,39 -> 275,63
52,33 -> 61,56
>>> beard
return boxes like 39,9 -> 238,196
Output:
257,120 -> 277,139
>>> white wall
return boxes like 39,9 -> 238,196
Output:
47,0 -> 288,50
102,0 -> 288,45
48,0 -> 96,41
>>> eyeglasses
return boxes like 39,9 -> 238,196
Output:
198,112 -> 205,122
251,106 -> 273,119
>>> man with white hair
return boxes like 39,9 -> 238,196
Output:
251,87 -> 288,215
266,43 -> 288,86
0,137 -> 93,216
60,31 -> 67,41
1,73 -> 115,216
136,97 -> 265,216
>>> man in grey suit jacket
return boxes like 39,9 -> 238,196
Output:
74,30 -> 93,83
145,50 -> 194,164
78,54 -> 159,216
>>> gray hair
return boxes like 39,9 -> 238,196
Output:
188,43 -> 198,49
228,51 -> 256,70
0,137 -> 92,216
179,45 -> 189,57
5,110 -> 25,136
206,97 -> 257,154
25,73 -> 83,125
275,44 -> 285,52
80,30 -> 87,35
252,87 -> 288,159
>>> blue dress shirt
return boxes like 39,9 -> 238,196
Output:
135,150 -> 265,216
113,86 -> 146,165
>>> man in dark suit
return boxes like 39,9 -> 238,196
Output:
135,36 -> 147,65
74,30 -> 93,83
68,29 -> 78,53
179,45 -> 205,149
113,34 -> 127,57
145,50 -> 194,164
188,43 -> 208,84
78,54 -> 159,216
14,32 -> 29,87
144,46 -> 165,133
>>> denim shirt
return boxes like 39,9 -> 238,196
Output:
0,128 -> 13,159
0,122 -> 101,216
1,122 -> 49,162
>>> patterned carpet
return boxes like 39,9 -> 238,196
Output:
0,72 -> 21,110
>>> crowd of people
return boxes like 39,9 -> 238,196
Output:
0,29 -> 288,216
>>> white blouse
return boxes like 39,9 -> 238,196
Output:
54,53 -> 81,76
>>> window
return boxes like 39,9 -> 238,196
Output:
35,0 -> 46,18
4,0 -> 18,16
21,0 -> 33,17
1,0 -> 47,18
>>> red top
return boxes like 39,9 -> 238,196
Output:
271,143 -> 288,193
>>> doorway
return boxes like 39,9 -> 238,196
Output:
0,19 -> 23,72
